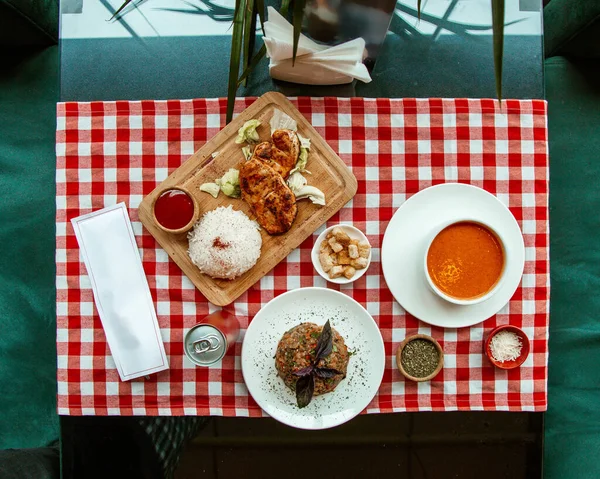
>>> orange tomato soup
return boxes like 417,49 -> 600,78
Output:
427,222 -> 504,300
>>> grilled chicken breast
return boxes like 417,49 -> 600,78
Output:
251,129 -> 300,179
251,142 -> 287,178
240,157 -> 298,235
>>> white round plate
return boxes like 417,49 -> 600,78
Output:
311,224 -> 372,284
241,287 -> 385,430
381,183 -> 525,328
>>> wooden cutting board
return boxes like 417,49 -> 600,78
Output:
138,92 -> 357,306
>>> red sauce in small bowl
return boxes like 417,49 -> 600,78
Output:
154,189 -> 195,230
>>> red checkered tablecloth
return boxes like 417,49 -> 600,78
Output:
56,97 -> 549,415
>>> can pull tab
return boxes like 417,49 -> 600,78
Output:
192,334 -> 221,354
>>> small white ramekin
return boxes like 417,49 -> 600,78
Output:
311,224 -> 372,284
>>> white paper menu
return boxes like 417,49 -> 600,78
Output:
71,203 -> 169,381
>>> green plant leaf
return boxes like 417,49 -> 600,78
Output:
292,0 -> 306,66
491,0 -> 505,101
110,0 -> 134,20
236,0 -> 293,87
226,0 -> 246,123
242,0 -> 255,87
280,0 -> 291,17
230,0 -> 297,115
256,0 -> 266,35
237,44 -> 266,86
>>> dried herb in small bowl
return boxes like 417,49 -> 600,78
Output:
396,335 -> 444,382
293,320 -> 343,408
401,339 -> 439,378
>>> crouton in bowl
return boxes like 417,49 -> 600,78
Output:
311,224 -> 372,284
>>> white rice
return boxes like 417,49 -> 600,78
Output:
188,205 -> 262,280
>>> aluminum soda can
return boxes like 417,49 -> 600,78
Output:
184,311 -> 240,367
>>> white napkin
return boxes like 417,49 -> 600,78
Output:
71,203 -> 169,381
263,7 -> 372,85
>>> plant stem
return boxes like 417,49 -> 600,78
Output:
292,0 -> 306,66
226,0 -> 246,123
491,0 -> 505,101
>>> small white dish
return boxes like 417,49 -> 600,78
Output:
311,224 -> 372,284
241,287 -> 385,430
423,218 -> 508,306
381,183 -> 525,329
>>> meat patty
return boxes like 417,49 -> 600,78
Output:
275,322 -> 349,396
239,158 -> 298,235
251,129 -> 299,179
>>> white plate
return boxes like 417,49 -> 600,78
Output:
241,287 -> 385,430
381,183 -> 525,328
311,224 -> 372,284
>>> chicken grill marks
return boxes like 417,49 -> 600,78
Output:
239,129 -> 301,235
250,129 -> 299,180
239,158 -> 298,234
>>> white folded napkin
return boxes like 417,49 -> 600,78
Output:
71,203 -> 169,381
263,6 -> 372,85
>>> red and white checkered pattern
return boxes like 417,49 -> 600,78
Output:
56,97 -> 549,416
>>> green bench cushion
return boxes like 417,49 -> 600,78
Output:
0,46 -> 59,448
0,0 -> 58,46
545,55 -> 600,478
544,0 -> 600,58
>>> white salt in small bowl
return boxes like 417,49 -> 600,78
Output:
311,224 -> 372,284
485,325 -> 530,369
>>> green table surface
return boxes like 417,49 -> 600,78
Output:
2,40 -> 600,479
